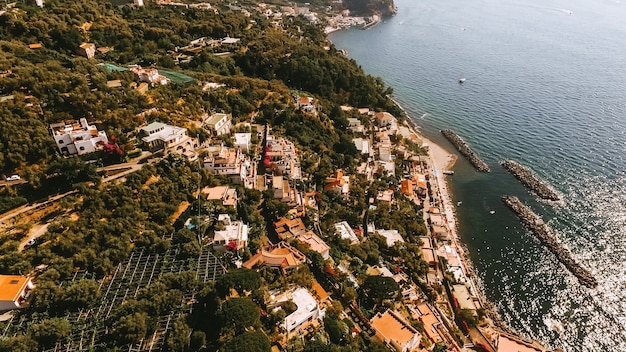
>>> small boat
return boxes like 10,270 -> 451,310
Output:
459,78 -> 466,83
443,170 -> 454,175
457,201 -> 462,206
489,210 -> 496,214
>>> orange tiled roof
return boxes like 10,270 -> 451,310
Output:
0,276 -> 31,302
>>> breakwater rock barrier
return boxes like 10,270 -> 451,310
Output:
441,129 -> 490,172
501,160 -> 560,201
502,195 -> 597,289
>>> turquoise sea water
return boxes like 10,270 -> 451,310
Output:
331,0 -> 626,350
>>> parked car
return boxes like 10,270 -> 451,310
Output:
6,175 -> 20,181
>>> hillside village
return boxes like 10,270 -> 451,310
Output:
0,0 -> 552,352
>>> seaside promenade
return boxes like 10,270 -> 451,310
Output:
413,127 -> 551,352
403,116 -> 496,350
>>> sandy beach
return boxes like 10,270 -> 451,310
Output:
420,134 -> 459,239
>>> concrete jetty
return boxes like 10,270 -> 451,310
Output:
501,160 -> 560,201
441,129 -> 490,172
502,195 -> 597,289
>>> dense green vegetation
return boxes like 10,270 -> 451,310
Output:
343,0 -> 397,16
0,0 -> 435,351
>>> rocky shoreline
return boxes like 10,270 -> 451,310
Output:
441,129 -> 491,172
502,195 -> 598,289
501,160 -> 560,201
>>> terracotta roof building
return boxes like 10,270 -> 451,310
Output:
274,217 -> 306,240
415,303 -> 444,344
296,231 -> 330,260
370,310 -> 421,352
201,185 -> 238,208
243,242 -> 305,274
0,275 -> 35,311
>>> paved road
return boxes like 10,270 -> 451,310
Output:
0,152 -> 156,229
1,163 -> 147,227
0,190 -> 78,227
18,222 -> 51,252
0,179 -> 27,187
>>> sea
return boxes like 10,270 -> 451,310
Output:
330,0 -> 626,350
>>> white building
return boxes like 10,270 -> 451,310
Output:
353,138 -> 370,155
221,37 -> 241,45
213,214 -> 248,251
140,122 -> 198,160
78,43 -> 96,59
265,134 -> 301,180
0,275 -> 35,312
347,118 -> 364,133
378,146 -> 393,162
375,229 -> 405,247
203,145 -> 255,188
204,113 -> 232,136
233,132 -> 252,152
50,118 -> 108,156
334,221 -> 360,244
376,160 -> 396,177
130,66 -> 169,85
271,287 -> 325,338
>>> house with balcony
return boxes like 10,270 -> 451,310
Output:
203,145 -> 255,188
264,134 -> 301,180
374,111 -> 398,133
78,43 -> 96,59
352,137 -> 370,155
213,214 -> 248,251
269,287 -> 325,338
415,303 -> 444,345
50,118 -> 108,156
204,113 -> 232,136
274,217 -> 306,240
324,170 -> 350,197
347,117 -> 364,133
295,96 -> 317,115
140,122 -> 198,160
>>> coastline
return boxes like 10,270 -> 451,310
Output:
402,104 -> 524,349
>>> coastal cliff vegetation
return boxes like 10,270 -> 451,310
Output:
342,0 -> 397,17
